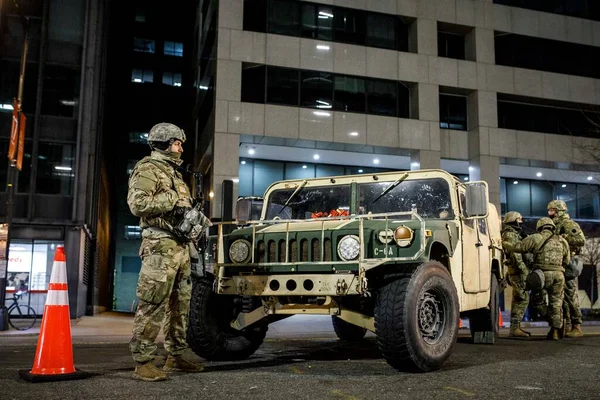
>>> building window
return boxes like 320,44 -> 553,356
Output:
268,0 -> 300,36
439,94 -> 467,131
438,32 -> 465,60
367,80 -> 398,117
135,8 -> 145,22
128,132 -> 148,144
41,65 -> 78,117
243,0 -> 268,32
133,37 -> 155,53
493,0 -> 600,22
132,68 -> 153,83
366,13 -> 399,50
162,72 -> 182,87
124,225 -> 141,240
334,76 -> 365,113
241,64 -> 266,103
35,142 -> 75,195
301,71 -> 333,109
301,3 -> 334,41
266,67 -> 299,105
164,41 -> 183,57
334,7 -> 366,45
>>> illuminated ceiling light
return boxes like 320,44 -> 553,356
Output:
587,176 -> 593,181
358,169 -> 363,173
313,154 -> 320,160
313,111 -> 331,117
463,177 -> 469,181
0,103 -> 14,110
316,45 -> 330,50
54,166 -> 72,171
173,82 -> 182,87
562,184 -> 567,188
241,160 -> 246,165
199,85 -> 209,90
536,172 -> 542,177
133,78 -> 142,83
373,159 -> 380,165
411,162 -> 419,168
209,191 -> 214,198
318,11 -> 333,18
248,148 -> 255,155
302,165 -> 307,169
349,131 -> 358,136
232,178 -> 239,183
468,166 -> 474,171
513,181 -> 518,185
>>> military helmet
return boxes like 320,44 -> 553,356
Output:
503,211 -> 522,224
148,122 -> 186,143
536,217 -> 555,232
547,199 -> 567,212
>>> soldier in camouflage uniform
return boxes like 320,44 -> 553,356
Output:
548,200 -> 586,338
502,211 -> 531,338
127,123 -> 206,381
504,218 -> 570,340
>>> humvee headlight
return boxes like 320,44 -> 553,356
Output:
378,229 -> 394,244
338,235 -> 360,261
229,239 -> 251,263
394,226 -> 414,247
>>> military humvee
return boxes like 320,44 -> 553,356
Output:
187,169 -> 505,372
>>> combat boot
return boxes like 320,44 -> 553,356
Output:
565,324 -> 583,338
132,362 -> 168,382
509,326 -> 531,338
546,327 -> 559,340
163,354 -> 204,373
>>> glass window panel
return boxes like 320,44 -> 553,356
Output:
124,225 -> 142,240
316,164 -> 344,178
266,184 -> 350,219
133,37 -> 155,53
41,66 -> 79,117
267,67 -> 299,105
577,184 -> 600,219
531,180 -> 554,216
162,72 -> 182,86
135,8 -> 145,22
366,79 -> 397,116
131,68 -> 154,83
500,178 -> 507,215
128,132 -> 148,144
253,160 -> 283,196
300,71 -> 333,108
438,32 -> 466,59
239,159 -> 253,197
506,179 -> 531,216
333,7 -> 366,45
366,13 -> 397,50
301,3 -> 334,40
439,94 -> 467,130
555,183 -> 577,216
267,0 -> 300,36
241,64 -> 266,103
164,41 -> 183,57
35,142 -> 75,195
243,0 -> 267,32
285,162 -> 315,180
333,76 -> 365,112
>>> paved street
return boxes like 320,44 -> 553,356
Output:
1,314 -> 600,399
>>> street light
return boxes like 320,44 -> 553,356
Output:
0,0 -> 29,331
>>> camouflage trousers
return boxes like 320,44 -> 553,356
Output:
508,273 -> 529,327
130,237 -> 191,364
541,271 -> 565,329
563,277 -> 583,325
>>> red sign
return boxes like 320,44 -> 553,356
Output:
8,99 -> 18,161
16,113 -> 26,171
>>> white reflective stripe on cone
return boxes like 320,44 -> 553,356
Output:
49,262 -> 68,284
46,289 -> 69,306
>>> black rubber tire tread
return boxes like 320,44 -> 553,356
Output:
187,278 -> 267,361
469,274 -> 499,342
331,316 -> 367,341
374,261 -> 459,373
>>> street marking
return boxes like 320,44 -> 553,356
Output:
515,386 -> 542,390
330,389 -> 360,400
444,386 -> 475,396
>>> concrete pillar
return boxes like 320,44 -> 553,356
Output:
210,133 -> 240,219
411,150 -> 441,170
410,18 -> 437,56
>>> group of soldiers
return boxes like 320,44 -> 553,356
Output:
503,200 -> 586,340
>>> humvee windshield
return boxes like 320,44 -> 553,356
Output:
264,177 -> 453,220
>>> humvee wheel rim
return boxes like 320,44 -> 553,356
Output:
418,290 -> 445,344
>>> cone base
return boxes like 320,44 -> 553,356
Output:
19,368 -> 91,383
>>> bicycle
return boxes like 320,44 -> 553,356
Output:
5,291 -> 37,330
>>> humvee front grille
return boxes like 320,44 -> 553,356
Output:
255,237 -> 332,263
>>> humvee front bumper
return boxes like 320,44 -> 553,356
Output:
217,273 -> 361,296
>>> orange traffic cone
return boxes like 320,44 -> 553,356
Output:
458,318 -> 463,328
19,246 -> 90,382
498,307 -> 503,328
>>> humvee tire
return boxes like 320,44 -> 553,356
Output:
187,278 -> 267,361
374,261 -> 459,372
331,316 -> 367,341
468,275 -> 500,344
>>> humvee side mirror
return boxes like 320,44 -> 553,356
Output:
464,182 -> 489,218
236,197 -> 263,222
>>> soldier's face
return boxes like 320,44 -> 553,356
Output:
548,208 -> 556,217
170,140 -> 184,154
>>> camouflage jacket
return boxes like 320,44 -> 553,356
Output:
127,151 -> 193,240
503,230 -> 570,272
501,225 -> 527,275
553,214 -> 585,254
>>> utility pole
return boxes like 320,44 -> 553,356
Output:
0,0 -> 29,331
